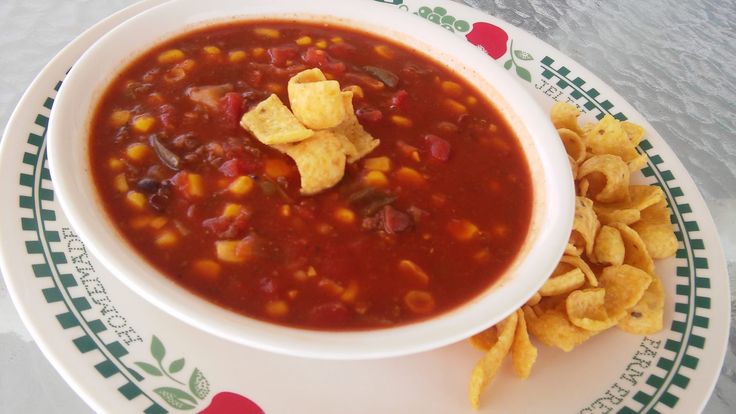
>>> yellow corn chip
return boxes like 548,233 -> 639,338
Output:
330,91 -> 380,162
621,121 -> 645,146
469,311 -> 518,409
558,128 -> 586,164
240,94 -> 313,145
469,326 -> 499,352
559,255 -> 598,287
593,185 -> 664,225
631,200 -> 678,259
511,309 -> 537,379
523,304 -> 597,352
538,268 -> 585,297
585,114 -> 640,162
570,197 -> 600,257
611,223 -> 655,275
288,68 -> 346,129
550,102 -> 582,134
598,264 -> 652,321
566,288 -> 614,331
593,225 -> 625,266
618,275 -> 664,334
275,130 -> 346,195
578,154 -> 630,203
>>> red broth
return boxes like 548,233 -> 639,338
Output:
89,21 -> 533,329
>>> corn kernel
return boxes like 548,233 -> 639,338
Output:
178,59 -> 196,71
113,173 -> 128,193
307,266 -> 318,277
318,278 -> 345,296
287,290 -> 299,300
295,36 -> 312,46
293,270 -> 308,282
149,217 -> 168,229
254,28 -> 280,38
228,50 -> 247,63
404,290 -> 435,314
157,49 -> 185,64
447,218 -> 480,241
192,259 -> 221,280
395,166 -> 426,186
187,173 -> 204,197
315,39 -> 328,49
132,115 -> 156,133
342,85 -> 364,99
147,93 -> 164,105
108,158 -> 124,171
466,96 -> 478,106
155,230 -> 178,248
264,158 -> 291,178
126,143 -> 149,161
265,82 -> 284,94
374,44 -> 394,59
265,300 -> 289,318
473,248 -> 491,263
203,45 -> 221,55
317,223 -> 334,235
398,259 -> 430,286
363,170 -> 388,187
280,205 -> 291,217
109,110 -> 131,127
390,115 -> 413,127
215,240 -> 251,263
229,176 -> 254,196
334,208 -> 356,224
441,80 -> 463,96
443,98 -> 468,115
363,156 -> 391,172
251,47 -> 265,58
222,203 -> 242,218
126,191 -> 147,210
331,36 -> 344,43
340,280 -> 359,303
130,216 -> 152,229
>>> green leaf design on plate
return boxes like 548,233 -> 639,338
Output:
514,50 -> 534,61
188,368 -> 210,400
154,387 -> 197,410
151,335 -> 166,362
169,358 -> 186,374
134,361 -> 163,376
516,65 -> 532,82
453,20 -> 470,32
504,59 -> 513,70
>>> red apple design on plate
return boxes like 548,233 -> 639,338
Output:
198,392 -> 265,414
465,22 -> 509,59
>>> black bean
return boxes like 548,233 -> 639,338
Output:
137,178 -> 160,193
148,193 -> 168,212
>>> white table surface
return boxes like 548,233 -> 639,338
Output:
1,0 -> 733,412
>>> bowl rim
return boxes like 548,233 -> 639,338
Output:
47,0 -> 574,360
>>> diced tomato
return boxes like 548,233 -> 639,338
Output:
425,134 -> 451,161
390,89 -> 409,110
302,47 -> 329,67
308,302 -> 349,326
381,205 -> 413,234
327,42 -> 357,58
171,171 -> 190,197
355,106 -> 383,123
245,69 -> 263,87
159,104 -> 177,129
219,92 -> 244,128
202,210 -> 251,239
268,45 -> 299,67
219,158 -> 259,177
301,47 -> 345,75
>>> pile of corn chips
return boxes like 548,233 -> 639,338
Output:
240,68 -> 379,195
468,102 -> 678,409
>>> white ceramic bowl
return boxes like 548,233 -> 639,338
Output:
48,0 -> 574,360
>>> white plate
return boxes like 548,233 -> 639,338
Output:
0,0 -> 729,413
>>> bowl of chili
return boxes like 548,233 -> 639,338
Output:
47,0 -> 574,359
